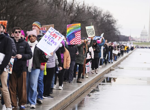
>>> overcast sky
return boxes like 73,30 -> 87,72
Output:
69,0 -> 150,37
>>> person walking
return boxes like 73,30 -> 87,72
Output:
91,40 -> 100,74
0,30 -> 12,110
26,30 -> 48,109
9,27 -> 32,109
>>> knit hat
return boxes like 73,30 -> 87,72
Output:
32,21 -> 41,29
27,30 -> 37,37
97,40 -> 101,44
93,40 -> 97,43
21,30 -> 25,37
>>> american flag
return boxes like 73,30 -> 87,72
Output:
70,31 -> 81,45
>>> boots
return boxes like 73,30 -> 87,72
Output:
77,78 -> 82,83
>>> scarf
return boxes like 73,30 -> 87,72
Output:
28,40 -> 38,72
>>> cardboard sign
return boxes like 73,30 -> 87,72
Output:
66,23 -> 81,45
37,27 -> 64,56
0,20 -> 8,31
86,26 -> 95,37
41,24 -> 54,34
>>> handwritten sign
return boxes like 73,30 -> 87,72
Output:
41,24 -> 54,34
0,20 -> 8,31
86,26 -> 95,37
37,27 -> 64,56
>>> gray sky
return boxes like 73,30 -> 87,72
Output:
69,0 -> 150,37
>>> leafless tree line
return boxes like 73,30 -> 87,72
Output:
0,0 -> 129,41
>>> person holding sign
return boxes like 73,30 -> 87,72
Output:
26,30 -> 48,109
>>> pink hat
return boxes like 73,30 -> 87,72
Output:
21,30 -> 25,37
97,40 -> 101,44
26,30 -> 37,37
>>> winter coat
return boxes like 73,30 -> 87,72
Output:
108,45 -> 113,59
76,40 -> 93,65
67,45 -> 78,61
3,33 -> 17,56
46,46 -> 59,68
13,38 -> 32,77
0,34 -> 12,72
98,39 -> 105,58
92,44 -> 100,59
63,48 -> 71,69
32,46 -> 48,69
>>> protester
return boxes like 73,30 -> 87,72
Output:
26,30 -> 48,109
67,45 -> 78,83
97,37 -> 105,66
74,38 -> 93,83
43,46 -> 59,97
54,40 -> 70,89
108,42 -> 113,63
103,40 -> 109,65
0,24 -> 17,110
91,40 -> 100,74
9,27 -> 32,109
0,30 -> 12,110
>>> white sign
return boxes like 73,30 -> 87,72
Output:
86,26 -> 95,37
37,27 -> 64,56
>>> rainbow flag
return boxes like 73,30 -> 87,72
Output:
66,23 -> 81,45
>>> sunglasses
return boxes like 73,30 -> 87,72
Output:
14,31 -> 21,34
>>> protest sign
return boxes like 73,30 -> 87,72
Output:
37,27 -> 64,56
0,20 -> 8,31
41,24 -> 54,34
86,26 -> 95,37
66,23 -> 81,45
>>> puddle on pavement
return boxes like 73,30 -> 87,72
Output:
71,76 -> 150,110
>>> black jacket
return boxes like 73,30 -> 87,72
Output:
9,37 -> 17,56
0,34 -> 12,73
3,33 -> 17,56
13,38 -> 32,76
92,44 -> 100,59
68,45 -> 78,61
32,46 -> 48,69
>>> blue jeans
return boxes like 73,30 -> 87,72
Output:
27,69 -> 40,105
68,61 -> 75,82
37,70 -> 44,100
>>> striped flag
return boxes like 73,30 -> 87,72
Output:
70,31 -> 81,45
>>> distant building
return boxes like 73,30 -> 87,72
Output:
140,27 -> 148,41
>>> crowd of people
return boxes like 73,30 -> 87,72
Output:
0,21 -> 134,110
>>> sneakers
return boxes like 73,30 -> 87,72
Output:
20,105 -> 25,109
58,86 -> 63,90
2,105 -> 6,110
53,84 -> 57,89
30,105 -> 36,109
37,99 -> 43,104
43,95 -> 54,98
86,74 -> 88,78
